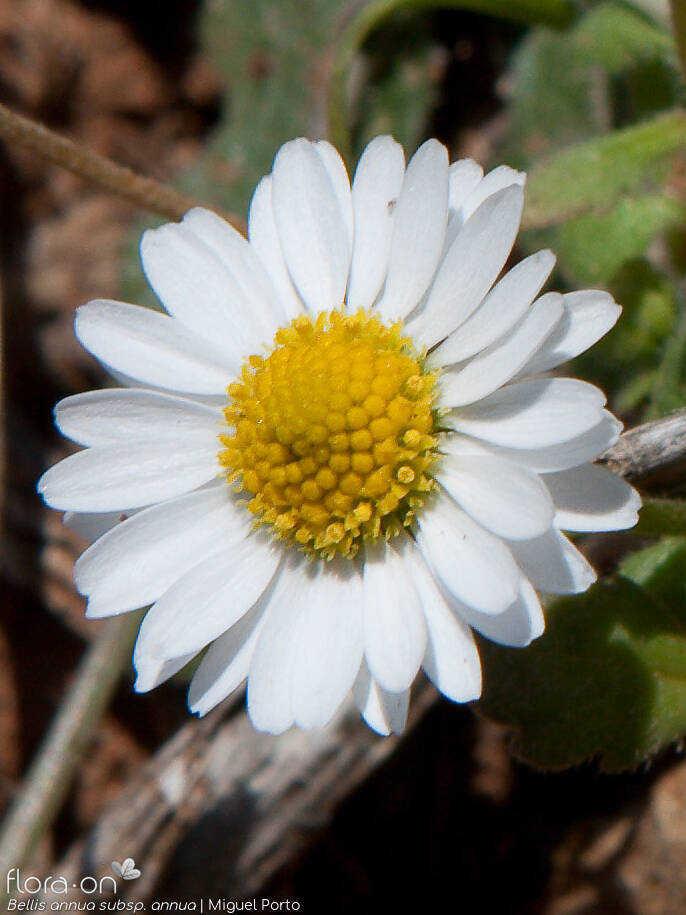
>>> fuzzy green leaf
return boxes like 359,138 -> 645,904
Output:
552,194 -> 686,285
574,1 -> 675,73
646,308 -> 686,419
503,2 -> 679,172
347,11 -> 438,155
479,545 -> 686,771
561,260 -> 677,413
522,111 -> 686,230
328,0 -> 575,159
184,0 -> 351,217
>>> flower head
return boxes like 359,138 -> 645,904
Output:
39,136 -> 640,735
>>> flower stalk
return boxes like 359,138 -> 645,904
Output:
0,102 -> 242,227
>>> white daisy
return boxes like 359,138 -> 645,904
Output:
38,136 -> 640,736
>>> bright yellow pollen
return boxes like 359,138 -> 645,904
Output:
219,309 -> 439,559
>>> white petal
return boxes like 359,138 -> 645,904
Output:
442,411 -> 622,473
510,528 -> 596,594
448,159 -> 484,215
181,206 -> 287,330
403,544 -> 481,702
64,509 -> 131,542
438,454 -> 554,540
291,562 -> 364,729
429,249 -> 556,366
248,558 -> 365,731
248,176 -> 304,319
75,300 -> 235,395
188,600 -> 269,715
55,389 -> 222,448
544,463 -> 640,532
247,558 -> 306,733
442,159 -> 484,251
409,184 -> 524,347
416,493 -> 520,614
439,292 -> 564,407
140,223 -> 272,359
523,412 -> 622,471
39,441 -> 218,513
451,378 -> 607,449
347,136 -> 405,310
314,140 -> 353,252
271,138 -> 351,313
134,651 -> 196,693
456,577 -> 545,647
461,164 -> 526,221
362,543 -> 427,692
96,366 -> 221,405
353,661 -> 408,736
135,536 -> 281,659
375,139 -> 449,322
520,290 -> 622,377
73,483 -> 247,617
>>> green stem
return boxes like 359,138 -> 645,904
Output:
329,0 -> 576,161
0,612 -> 142,909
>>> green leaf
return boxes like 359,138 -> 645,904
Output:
634,500 -> 686,537
500,29 -> 600,169
348,11 -> 438,155
628,0 -> 672,29
479,547 -> 686,770
184,0 -> 351,217
620,537 -> 686,606
328,0 -> 576,160
670,0 -> 686,82
503,2 -> 680,172
610,260 -> 678,360
573,2 -> 675,74
646,307 -> 686,419
552,194 -> 686,285
614,371 -> 661,414
522,110 -> 686,230
560,259 -> 677,411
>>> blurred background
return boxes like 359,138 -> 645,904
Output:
2,0 -> 686,911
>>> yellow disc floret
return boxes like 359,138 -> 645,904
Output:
219,309 -> 439,559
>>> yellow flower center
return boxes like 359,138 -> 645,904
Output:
219,309 -> 439,559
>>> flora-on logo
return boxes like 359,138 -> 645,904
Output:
111,859 -> 141,880
6,867 -> 117,895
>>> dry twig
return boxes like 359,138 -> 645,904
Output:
45,683 -> 436,904
599,408 -> 686,492
0,102 -> 243,228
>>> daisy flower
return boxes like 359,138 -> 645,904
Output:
38,136 -> 640,735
